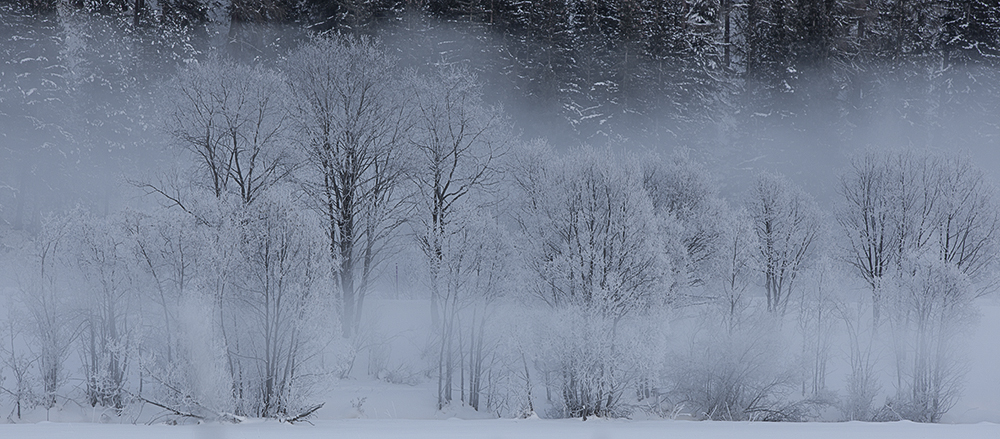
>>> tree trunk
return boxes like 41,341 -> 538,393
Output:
723,0 -> 731,68
340,212 -> 356,338
133,0 -> 144,26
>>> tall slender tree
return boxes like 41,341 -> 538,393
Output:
747,172 -> 820,315
286,36 -> 411,339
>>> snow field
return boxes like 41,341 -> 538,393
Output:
2,418 -> 999,439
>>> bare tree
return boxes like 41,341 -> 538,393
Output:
837,152 -> 897,324
166,55 -> 292,205
746,172 -> 820,315
71,212 -> 138,411
887,154 -> 1000,422
286,36 -> 411,339
409,64 -> 510,329
16,216 -> 75,410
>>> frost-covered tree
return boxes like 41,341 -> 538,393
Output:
642,151 -> 727,293
13,216 -> 76,410
130,184 -> 331,419
459,216 -> 510,412
404,63 -> 511,409
746,172 -> 821,315
124,205 -> 199,370
837,152 -> 898,324
667,206 -> 805,421
124,190 -> 239,419
519,147 -> 668,319
141,53 -> 332,418
166,55 -> 292,205
1,295 -> 35,420
286,36 -> 411,340
220,189 -> 330,418
431,208 -> 510,410
836,295 -> 882,421
888,256 -> 969,422
409,64 -> 510,330
795,257 -> 838,399
70,211 -> 140,411
515,146 -> 669,418
839,150 -> 1000,422
886,154 -> 1000,422
712,207 -> 758,332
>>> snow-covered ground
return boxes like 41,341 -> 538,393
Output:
2,418 -> 999,439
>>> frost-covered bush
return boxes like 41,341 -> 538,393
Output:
666,310 -> 800,421
530,306 -> 667,418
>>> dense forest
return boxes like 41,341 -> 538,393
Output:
6,1 -> 1000,147
2,0 -> 1000,426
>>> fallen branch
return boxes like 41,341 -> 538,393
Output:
282,403 -> 325,424
135,395 -> 205,422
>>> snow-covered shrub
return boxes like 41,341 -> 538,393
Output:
666,310 -> 800,421
520,305 -> 667,419
383,366 -> 422,386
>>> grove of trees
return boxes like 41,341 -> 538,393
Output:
2,0 -> 1000,426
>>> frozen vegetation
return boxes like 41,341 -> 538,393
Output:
2,0 -> 1000,436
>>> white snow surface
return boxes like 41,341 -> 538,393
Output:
2,418 -> 999,439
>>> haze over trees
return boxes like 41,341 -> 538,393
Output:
1,0 -> 1000,426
